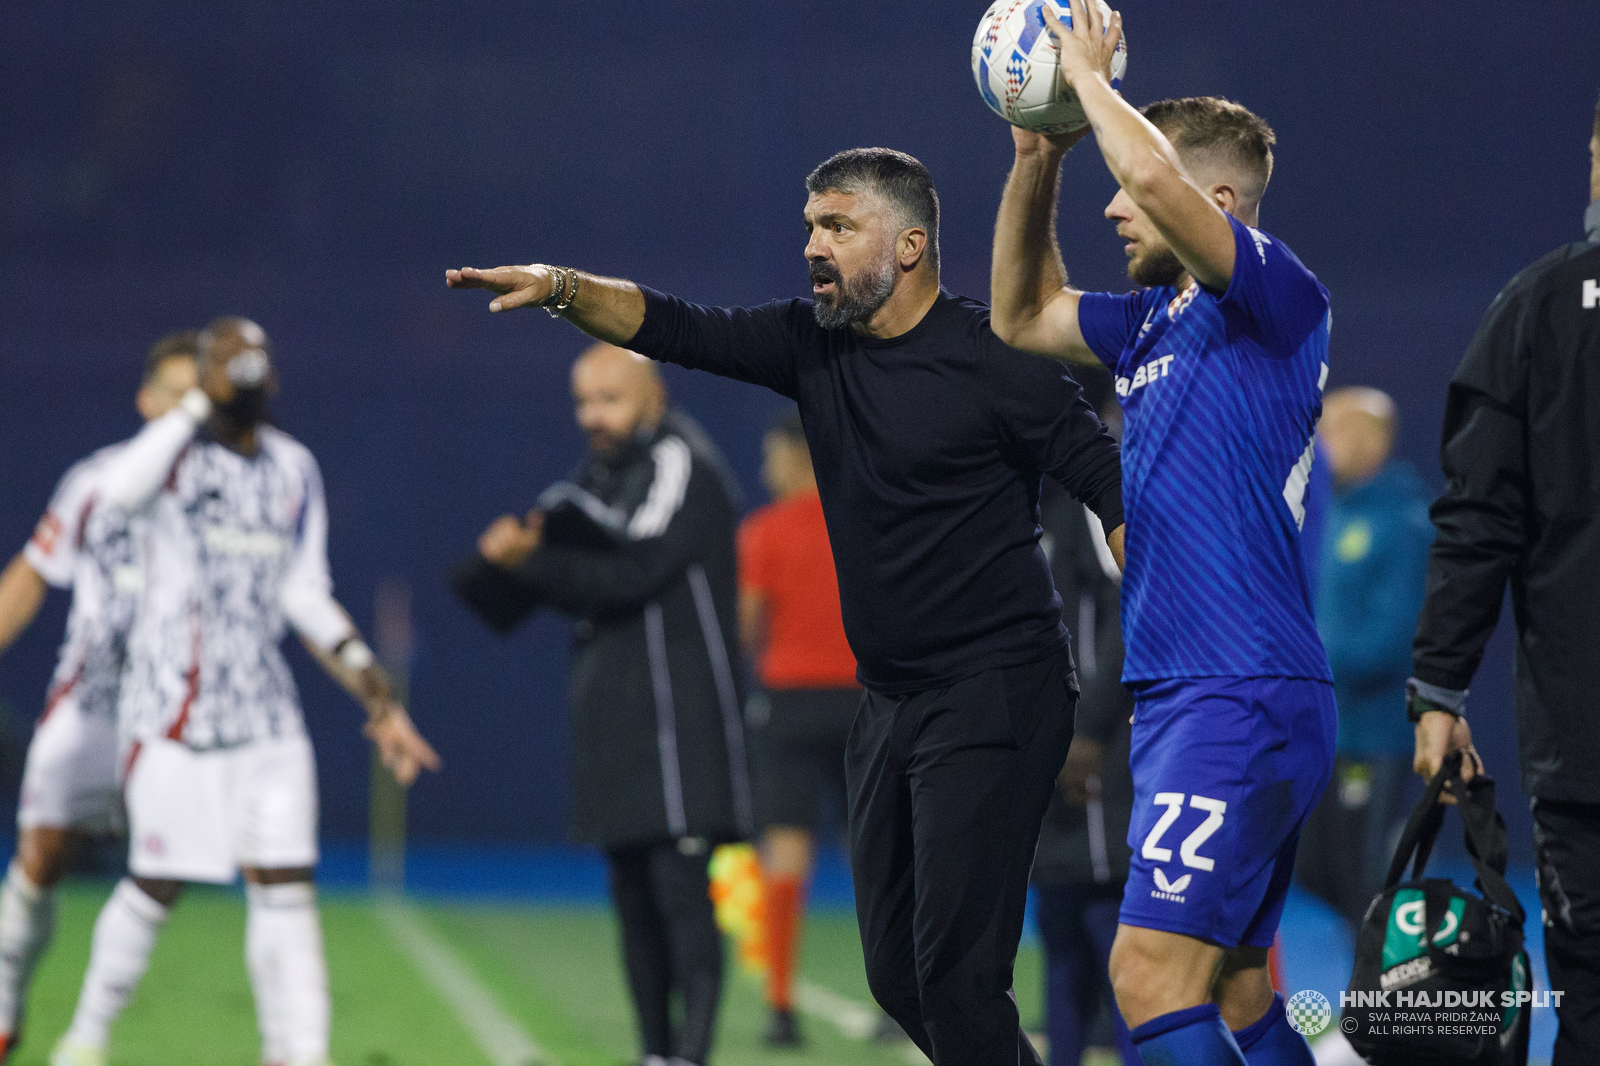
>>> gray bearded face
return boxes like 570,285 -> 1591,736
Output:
810,241 -> 898,330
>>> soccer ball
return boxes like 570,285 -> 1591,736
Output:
972,0 -> 1128,134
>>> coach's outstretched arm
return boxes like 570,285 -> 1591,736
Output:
991,126 -> 1097,362
449,264 -> 800,397
446,266 -> 646,345
1045,0 -> 1236,291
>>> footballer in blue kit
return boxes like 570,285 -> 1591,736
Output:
992,3 -> 1333,1065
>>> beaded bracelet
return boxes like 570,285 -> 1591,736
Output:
540,266 -> 569,314
553,269 -> 580,314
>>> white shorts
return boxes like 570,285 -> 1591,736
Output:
17,697 -> 124,835
125,734 -> 320,883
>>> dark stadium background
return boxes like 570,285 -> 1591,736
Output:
2,0 -> 1594,863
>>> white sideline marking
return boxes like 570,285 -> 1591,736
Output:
379,900 -> 554,1066
794,980 -> 879,1039
793,980 -> 931,1065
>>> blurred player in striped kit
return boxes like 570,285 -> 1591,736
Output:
0,332 -> 199,1062
992,4 -> 1334,1063
737,409 -> 860,1047
49,318 -> 440,1066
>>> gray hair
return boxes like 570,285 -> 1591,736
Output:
805,148 -> 940,269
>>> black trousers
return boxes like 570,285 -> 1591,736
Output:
1532,799 -> 1600,1066
605,840 -> 725,1066
846,648 -> 1077,1066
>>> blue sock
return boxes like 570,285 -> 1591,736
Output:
1129,1003 -> 1246,1066
1231,994 -> 1314,1065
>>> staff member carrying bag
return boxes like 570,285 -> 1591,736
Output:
1409,98 -> 1600,1066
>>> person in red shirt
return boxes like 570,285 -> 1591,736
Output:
739,410 -> 860,1047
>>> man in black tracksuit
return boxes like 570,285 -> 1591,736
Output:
1408,99 -> 1600,1066
1031,466 -> 1138,1066
458,343 -> 751,1066
448,149 -> 1125,1066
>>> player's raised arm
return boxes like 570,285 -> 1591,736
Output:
97,391 -> 213,513
1046,1 -> 1236,292
446,265 -> 647,345
991,126 -> 1098,363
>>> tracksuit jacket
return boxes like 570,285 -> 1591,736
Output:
454,409 -> 754,846
1412,202 -> 1600,803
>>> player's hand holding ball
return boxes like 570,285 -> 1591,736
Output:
1012,123 -> 1092,160
445,264 -> 555,313
1043,0 -> 1124,93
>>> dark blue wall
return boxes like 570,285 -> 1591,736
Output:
3,2 -> 1596,854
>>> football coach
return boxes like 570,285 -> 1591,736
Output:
1409,96 -> 1600,1065
448,147 -> 1125,1066
455,343 -> 752,1066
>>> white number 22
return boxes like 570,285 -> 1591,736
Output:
1141,793 -> 1227,872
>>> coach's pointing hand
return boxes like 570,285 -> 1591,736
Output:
1044,0 -> 1123,91
446,265 -> 556,313
447,261 -> 648,346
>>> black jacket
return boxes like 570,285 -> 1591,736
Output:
1412,204 -> 1600,802
455,410 -> 754,846
1031,480 -> 1135,886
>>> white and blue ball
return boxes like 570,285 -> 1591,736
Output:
972,0 -> 1128,134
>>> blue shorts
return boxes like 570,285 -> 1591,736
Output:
1119,676 -> 1336,948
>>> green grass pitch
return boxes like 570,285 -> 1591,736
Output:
14,882 -> 1046,1066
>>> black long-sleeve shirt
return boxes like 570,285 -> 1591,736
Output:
1412,203 -> 1600,802
629,288 -> 1124,694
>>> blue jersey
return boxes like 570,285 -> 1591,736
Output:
1078,216 -> 1333,683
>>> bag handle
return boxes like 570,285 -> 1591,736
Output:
1384,752 -> 1456,887
1448,774 -> 1524,924
1382,755 -> 1524,924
